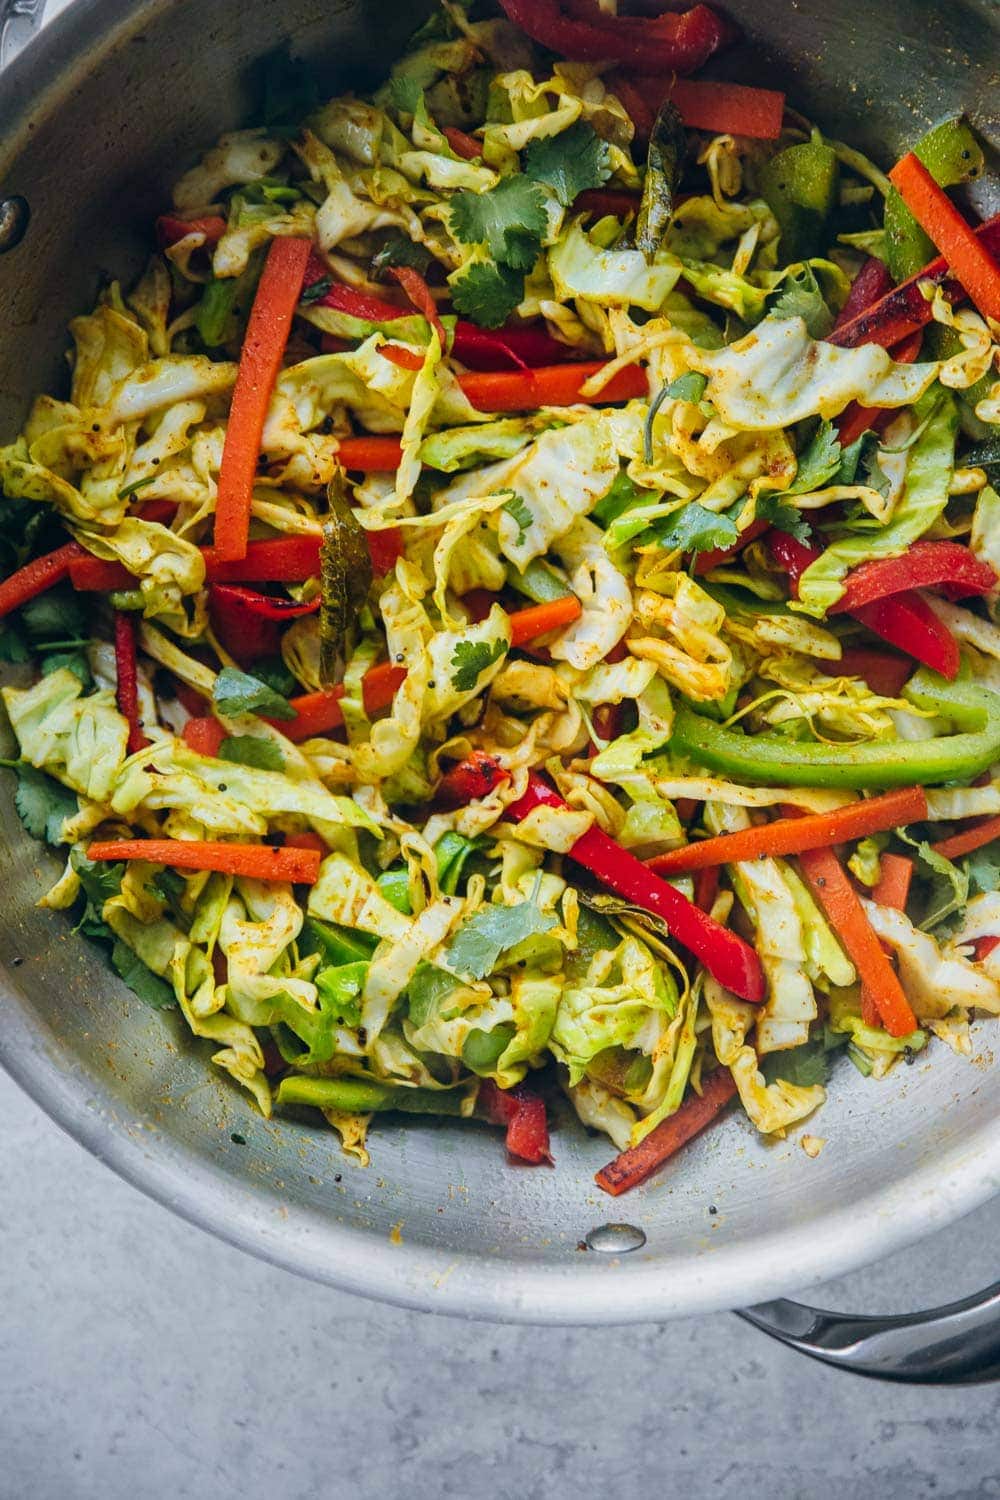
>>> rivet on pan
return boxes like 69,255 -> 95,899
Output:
585,1222 -> 646,1254
0,195 -> 29,253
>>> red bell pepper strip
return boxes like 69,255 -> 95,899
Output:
87,838 -> 322,885
829,541 -> 997,615
214,236 -> 313,562
828,213 -> 1000,349
156,214 -> 228,249
975,935 -> 1000,962
113,611 -> 149,755
694,517 -> 769,576
797,844 -> 918,1037
835,328 -> 923,447
435,751 -> 510,809
275,661 -> 408,742
931,812 -> 1000,862
646,786 -> 927,876
507,774 -> 766,1003
284,830 -> 330,856
494,0 -> 734,73
693,864 -> 720,914
889,152 -> 1000,324
209,582 -> 320,621
628,76 -> 784,140
769,531 -> 961,680
182,716 -> 226,758
451,320 -> 576,371
387,266 -> 446,345
479,1079 -> 552,1165
832,256 -> 893,333
336,436 -> 403,472
312,280 -> 407,322
208,584 -> 282,664
459,361 -> 647,413
818,647 -> 912,700
133,499 -> 179,527
572,186 -> 643,218
0,541 -> 85,618
72,536 -> 325,591
595,1066 -> 737,1195
442,125 -> 482,161
365,526 -> 403,576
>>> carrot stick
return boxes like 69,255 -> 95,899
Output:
595,1067 -> 737,1196
870,853 -> 913,912
0,541 -> 85,618
931,813 -> 1000,862
646,786 -> 927,876
459,361 -> 647,412
336,436 -> 404,472
797,845 -> 918,1037
507,595 -> 583,646
888,153 -> 1000,323
86,838 -> 322,884
213,236 -> 313,561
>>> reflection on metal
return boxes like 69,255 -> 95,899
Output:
0,195 -> 29,252
0,0 -> 44,69
585,1223 -> 647,1255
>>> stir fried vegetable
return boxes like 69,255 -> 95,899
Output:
2,2 -> 1000,1193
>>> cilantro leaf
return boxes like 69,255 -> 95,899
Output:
252,655 -> 299,698
388,73 -> 424,117
450,637 -> 507,692
523,120 -> 611,208
644,372 -> 707,462
967,842 -> 1000,897
444,899 -> 557,980
761,1034 -> 834,1088
503,493 -> 533,546
449,261 -> 525,328
2,762 -> 78,845
649,500 -> 738,555
70,847 -> 124,910
860,437 -> 893,502
370,230 -> 434,281
218,734 -> 285,771
0,619 -> 30,663
21,586 -> 88,645
148,866 -> 187,906
836,431 -> 868,486
768,265 -> 833,339
213,667 -> 295,721
111,939 -> 176,1010
755,492 -> 810,542
450,176 -> 548,271
592,469 -> 645,528
41,649 -> 92,689
898,830 -> 969,932
787,420 -> 843,495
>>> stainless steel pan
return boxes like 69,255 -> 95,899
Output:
1,0 -> 999,1381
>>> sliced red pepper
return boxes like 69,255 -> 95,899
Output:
443,125 -> 482,161
210,582 -> 320,620
379,342 -> 425,371
133,499 -> 179,526
832,256 -> 893,333
182,715 -> 226,758
113,611 -> 149,755
366,526 -> 403,576
627,76 -> 784,140
313,280 -> 408,322
387,266 -> 446,345
830,541 -> 997,615
451,320 -> 575,371
156,214 -> 227,249
975,935 -> 1000,962
479,1079 -> 552,1165
459,361 -> 647,412
208,585 -> 282,663
694,517 -> 769,576
572,186 -> 644,218
769,531 -> 961,680
835,328 -> 923,447
275,661 -> 408,741
435,751 -> 511,808
495,0 -> 734,72
818,647 -> 912,699
506,774 -> 765,1003
828,213 -> 1000,349
0,541 -> 85,619
72,536 -> 325,591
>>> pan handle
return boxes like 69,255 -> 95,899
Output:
738,1281 -> 1000,1383
0,0 -> 44,67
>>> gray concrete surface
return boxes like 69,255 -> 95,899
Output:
2,1066 -> 999,1499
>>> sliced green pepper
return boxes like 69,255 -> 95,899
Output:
509,556 -> 574,604
884,118 -> 984,282
376,866 -> 412,914
670,667 -> 1000,789
760,141 -> 840,263
276,1075 -> 470,1115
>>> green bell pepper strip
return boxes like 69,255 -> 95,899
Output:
760,140 -> 839,262
670,667 -> 1000,789
884,118 -> 984,282
276,1075 -> 470,1114
509,556 -> 575,604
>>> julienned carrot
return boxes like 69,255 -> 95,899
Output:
595,1068 -> 737,1196
888,152 -> 1000,323
797,844 -> 918,1038
870,853 -> 914,912
459,361 -> 648,412
214,236 -> 313,562
646,786 -> 927,876
507,594 -> 583,646
337,436 -> 404,472
0,541 -> 85,618
86,839 -> 322,885
276,595 -> 582,741
931,813 -> 1000,862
